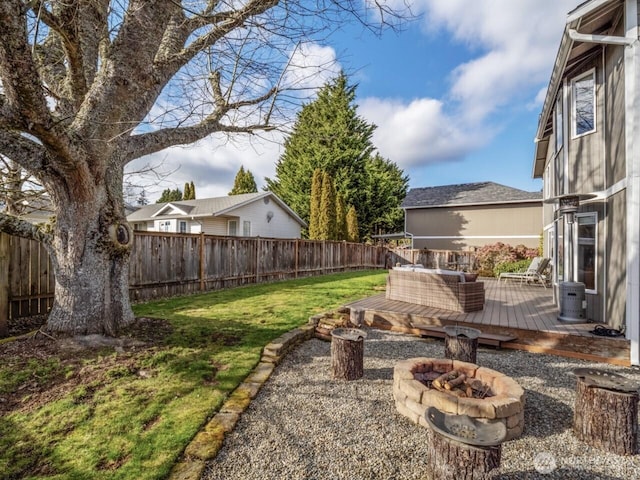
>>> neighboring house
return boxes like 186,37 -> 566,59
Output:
533,0 -> 639,364
127,192 -> 306,238
402,182 -> 542,251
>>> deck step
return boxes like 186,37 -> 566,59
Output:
418,326 -> 517,348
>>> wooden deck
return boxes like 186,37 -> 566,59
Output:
346,279 -> 630,366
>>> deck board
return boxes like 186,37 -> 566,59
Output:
346,278 -> 630,365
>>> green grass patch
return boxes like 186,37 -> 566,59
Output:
0,270 -> 386,480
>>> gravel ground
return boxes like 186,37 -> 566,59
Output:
202,328 -> 640,480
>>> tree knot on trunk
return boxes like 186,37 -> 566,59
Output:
108,222 -> 133,251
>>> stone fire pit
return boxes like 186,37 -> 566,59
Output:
393,358 -> 525,441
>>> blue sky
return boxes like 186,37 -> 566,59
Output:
131,0 -> 580,201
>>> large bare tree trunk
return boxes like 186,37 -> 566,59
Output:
44,173 -> 135,336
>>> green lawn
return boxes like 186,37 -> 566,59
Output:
0,270 -> 386,480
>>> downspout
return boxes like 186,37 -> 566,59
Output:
623,0 -> 640,366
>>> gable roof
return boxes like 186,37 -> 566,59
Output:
127,191 -> 306,226
402,182 -> 542,209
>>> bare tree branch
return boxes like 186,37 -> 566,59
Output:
0,130 -> 48,173
0,210 -> 52,243
0,1 -> 52,130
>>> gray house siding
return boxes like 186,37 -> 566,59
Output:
606,190 -> 626,330
567,55 -> 606,193
604,32 -> 627,186
406,203 -> 542,251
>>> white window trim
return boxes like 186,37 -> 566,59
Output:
576,211 -> 598,294
243,220 -> 251,237
571,69 -> 597,139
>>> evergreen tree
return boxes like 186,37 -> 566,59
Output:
336,193 -> 347,241
156,188 -> 182,203
308,168 -> 323,239
265,73 -> 374,226
182,181 -> 196,200
346,206 -> 359,243
264,73 -> 407,240
362,154 -> 408,235
318,171 -> 337,240
229,166 -> 258,195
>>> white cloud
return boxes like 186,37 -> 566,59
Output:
416,0 -> 577,119
283,43 -> 341,92
355,0 -> 576,170
127,131 -> 285,201
359,97 -> 486,167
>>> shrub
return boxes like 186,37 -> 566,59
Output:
475,243 -> 538,277
493,259 -> 532,277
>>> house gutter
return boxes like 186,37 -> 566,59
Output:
623,0 -> 640,365
568,29 -> 636,46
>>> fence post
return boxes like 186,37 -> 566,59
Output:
199,232 -> 205,291
295,238 -> 299,278
0,233 -> 9,336
255,237 -> 260,283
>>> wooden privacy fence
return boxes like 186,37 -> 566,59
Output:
1,232 -> 388,322
129,233 -> 387,301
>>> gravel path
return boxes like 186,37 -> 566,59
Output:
202,328 -> 640,480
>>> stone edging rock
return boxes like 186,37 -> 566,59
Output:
168,322 -> 316,480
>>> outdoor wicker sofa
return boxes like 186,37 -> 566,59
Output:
386,268 -> 485,313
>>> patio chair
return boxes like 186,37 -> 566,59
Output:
498,257 -> 551,288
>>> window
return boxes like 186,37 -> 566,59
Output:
572,71 -> 596,137
243,221 -> 251,237
179,221 -> 187,234
159,220 -> 172,232
228,220 -> 237,236
554,93 -> 563,152
577,213 -> 597,291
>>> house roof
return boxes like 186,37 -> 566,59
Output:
533,0 -> 623,177
402,182 -> 542,209
127,191 -> 306,226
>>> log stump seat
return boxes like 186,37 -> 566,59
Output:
424,407 -> 506,480
330,328 -> 367,380
443,326 -> 481,363
572,368 -> 640,456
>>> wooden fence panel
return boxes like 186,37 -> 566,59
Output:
4,235 -> 55,319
